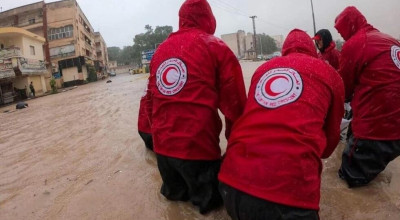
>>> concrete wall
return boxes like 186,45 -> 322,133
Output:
14,75 -> 46,96
22,35 -> 45,60
62,65 -> 88,82
14,76 -> 29,90
62,66 -> 79,82
221,33 -> 239,57
0,35 -> 23,49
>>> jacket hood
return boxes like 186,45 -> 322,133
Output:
179,0 -> 216,34
334,6 -> 369,41
314,29 -> 333,53
282,29 -> 318,58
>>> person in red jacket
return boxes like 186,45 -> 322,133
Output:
312,29 -> 341,70
335,6 -> 400,187
142,0 -> 247,214
138,79 -> 153,151
218,29 -> 344,220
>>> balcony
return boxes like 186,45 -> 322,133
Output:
0,47 -> 22,59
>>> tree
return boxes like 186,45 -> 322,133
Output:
256,34 -> 278,55
131,25 -> 173,64
106,25 -> 173,66
119,46 -> 135,65
107,47 -> 121,61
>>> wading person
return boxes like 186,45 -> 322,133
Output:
29,81 -> 35,97
218,29 -> 344,220
335,6 -> 400,187
142,0 -> 247,214
313,29 -> 341,70
138,80 -> 153,151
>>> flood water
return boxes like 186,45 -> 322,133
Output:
0,61 -> 399,220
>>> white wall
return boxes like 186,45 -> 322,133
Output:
62,66 -> 79,82
22,36 -> 44,60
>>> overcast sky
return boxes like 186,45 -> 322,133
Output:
2,0 -> 400,48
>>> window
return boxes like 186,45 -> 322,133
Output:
29,19 -> 35,24
30,46 -> 35,55
48,25 -> 74,41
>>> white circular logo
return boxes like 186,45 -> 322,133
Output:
391,45 -> 400,69
156,58 -> 187,96
255,68 -> 303,109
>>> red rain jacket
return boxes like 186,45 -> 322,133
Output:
138,79 -> 151,134
335,6 -> 400,140
143,0 -> 247,160
319,41 -> 340,70
218,29 -> 344,210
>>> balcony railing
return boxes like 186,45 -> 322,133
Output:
0,48 -> 22,59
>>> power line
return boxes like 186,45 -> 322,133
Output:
209,0 -> 290,32
208,0 -> 248,17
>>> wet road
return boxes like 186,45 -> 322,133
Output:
0,62 -> 399,219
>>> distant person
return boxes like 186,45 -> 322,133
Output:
138,80 -> 153,151
312,29 -> 341,70
335,6 -> 400,187
141,0 -> 247,214
29,82 -> 35,97
218,29 -> 344,220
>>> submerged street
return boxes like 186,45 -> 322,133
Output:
0,62 -> 399,220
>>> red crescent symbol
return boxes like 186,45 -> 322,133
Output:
397,50 -> 400,60
265,75 -> 289,96
162,66 -> 177,86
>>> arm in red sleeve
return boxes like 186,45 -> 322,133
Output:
213,41 -> 247,139
338,38 -> 364,101
322,71 -> 345,159
144,64 -> 155,130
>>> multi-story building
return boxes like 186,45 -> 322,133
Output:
0,0 -> 108,88
221,30 -> 255,59
94,32 -> 109,78
46,0 -> 96,86
108,61 -> 117,73
271,35 -> 284,50
0,27 -> 47,104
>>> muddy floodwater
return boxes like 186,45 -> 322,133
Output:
1,61 -> 399,220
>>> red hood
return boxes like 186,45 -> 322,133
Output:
334,6 -> 370,41
282,29 -> 317,58
179,0 -> 216,34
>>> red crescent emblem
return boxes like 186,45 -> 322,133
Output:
265,75 -> 289,96
397,51 -> 400,60
162,66 -> 176,86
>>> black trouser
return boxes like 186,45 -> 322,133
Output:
138,131 -> 153,151
339,131 -> 400,188
156,154 -> 222,214
219,183 -> 319,220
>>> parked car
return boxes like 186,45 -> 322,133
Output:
272,51 -> 282,57
109,71 -> 116,77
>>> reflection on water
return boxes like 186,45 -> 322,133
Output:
0,66 -> 399,219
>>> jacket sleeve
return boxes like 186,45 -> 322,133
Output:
338,37 -> 365,101
213,41 -> 247,139
143,63 -> 155,132
322,71 -> 345,159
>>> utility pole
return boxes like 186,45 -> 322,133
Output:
310,0 -> 316,35
250,15 -> 257,56
259,35 -> 263,59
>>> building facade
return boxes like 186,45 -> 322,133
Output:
0,0 -> 108,89
271,35 -> 284,50
94,32 -> 109,78
0,27 -> 47,104
221,30 -> 256,60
